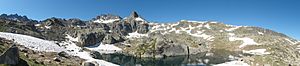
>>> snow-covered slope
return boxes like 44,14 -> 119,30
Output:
86,44 -> 122,53
242,49 -> 270,55
126,31 -> 148,38
149,21 -> 215,41
229,37 -> 259,48
213,61 -> 250,66
0,32 -> 64,52
63,34 -> 121,66
93,19 -> 120,23
0,32 -> 120,66
59,41 -> 119,66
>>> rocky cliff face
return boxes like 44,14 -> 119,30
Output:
0,12 -> 299,66
63,11 -> 149,47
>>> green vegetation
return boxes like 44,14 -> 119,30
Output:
18,52 -> 46,66
0,26 -> 7,32
135,38 -> 157,58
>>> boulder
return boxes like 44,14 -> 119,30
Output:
90,51 -> 102,59
83,61 -> 98,66
58,51 -> 70,58
78,32 -> 105,47
102,34 -> 117,44
0,44 -> 19,65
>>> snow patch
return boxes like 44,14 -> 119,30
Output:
229,37 -> 258,48
85,44 -> 122,54
34,24 -> 41,26
135,17 -> 145,21
225,26 -> 242,31
209,21 -> 218,23
228,55 -> 239,60
284,38 -> 298,44
205,53 -> 214,56
219,30 -> 224,32
204,23 -> 211,29
63,44 -> 119,66
243,49 -> 270,55
213,61 -> 250,66
61,36 -> 119,66
258,31 -> 264,35
228,33 -> 235,36
150,23 -> 170,32
180,20 -> 208,23
93,19 -> 120,23
149,21 -> 214,41
0,32 -> 64,52
126,31 -> 148,38
66,34 -> 79,42
190,33 -> 215,41
204,59 -> 209,63
0,32 -> 119,66
45,26 -> 52,29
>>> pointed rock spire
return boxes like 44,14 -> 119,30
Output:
130,11 -> 139,18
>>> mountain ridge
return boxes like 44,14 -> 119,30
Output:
0,11 -> 300,66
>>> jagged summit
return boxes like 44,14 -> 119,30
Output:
126,11 -> 146,23
0,14 -> 28,20
0,14 -> 36,22
93,14 -> 121,20
92,11 -> 146,24
130,11 -> 139,18
92,14 -> 121,23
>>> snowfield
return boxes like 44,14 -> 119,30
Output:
150,21 -> 215,41
243,49 -> 270,55
86,44 -> 122,54
0,32 -> 119,66
225,26 -> 243,31
228,33 -> 235,36
284,38 -> 298,44
59,41 -> 119,66
65,34 -> 79,42
204,23 -> 211,29
229,37 -> 259,48
258,31 -> 264,35
93,19 -> 120,23
126,31 -> 148,38
135,17 -> 145,21
45,25 -> 52,29
63,34 -> 121,66
213,61 -> 250,66
0,32 -> 64,52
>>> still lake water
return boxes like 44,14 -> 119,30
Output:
97,49 -> 241,66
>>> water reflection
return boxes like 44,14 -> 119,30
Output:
97,49 -> 242,66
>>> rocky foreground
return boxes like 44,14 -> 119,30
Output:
0,12 -> 300,66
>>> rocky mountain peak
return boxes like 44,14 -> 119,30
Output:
94,14 -> 121,20
130,11 -> 139,18
0,14 -> 36,22
0,14 -> 27,20
92,14 -> 121,23
43,17 -> 66,27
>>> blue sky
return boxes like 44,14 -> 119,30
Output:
0,0 -> 299,40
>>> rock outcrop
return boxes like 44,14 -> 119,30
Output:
64,11 -> 149,47
78,32 -> 105,47
0,44 -> 19,65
